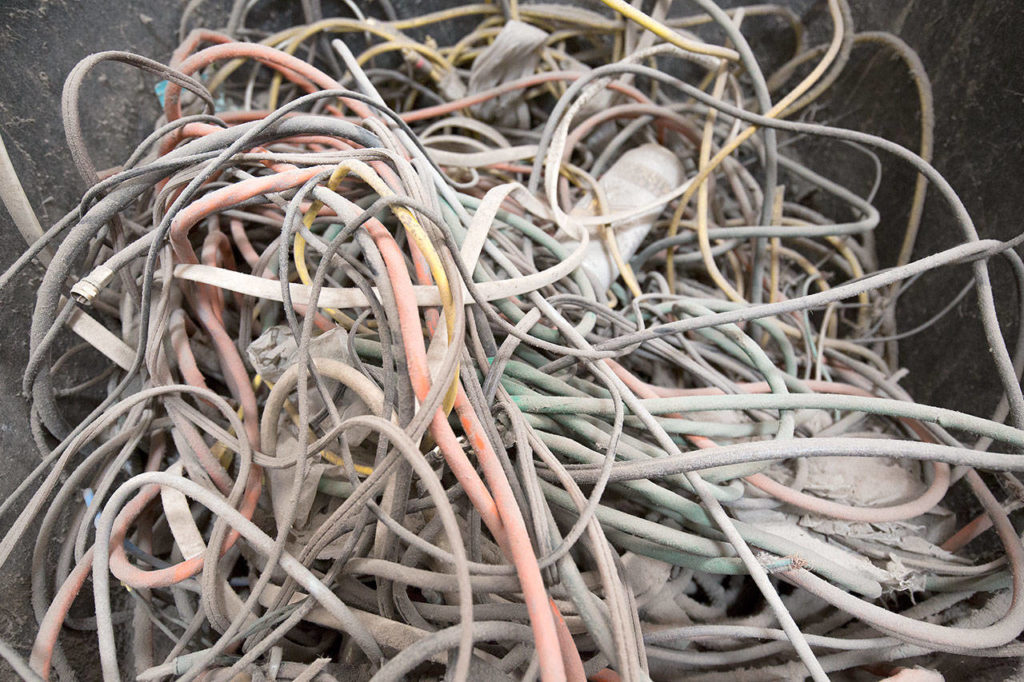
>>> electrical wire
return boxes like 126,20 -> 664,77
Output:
0,2 -> 1020,681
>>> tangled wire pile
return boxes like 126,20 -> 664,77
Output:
1,0 -> 1024,680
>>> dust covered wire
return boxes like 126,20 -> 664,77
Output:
0,1 -> 1021,681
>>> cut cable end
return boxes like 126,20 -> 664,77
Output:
70,265 -> 114,305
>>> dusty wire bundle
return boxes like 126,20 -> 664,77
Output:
0,0 -> 1023,680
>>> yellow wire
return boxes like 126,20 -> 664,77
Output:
824,233 -> 870,331
774,244 -> 838,339
770,215 -> 871,332
326,166 -> 455,340
355,42 -> 451,78
612,30 -> 624,62
768,32 -> 933,268
759,187 -> 785,348
293,233 -> 367,331
444,24 -> 502,66
679,58 -> 737,299
668,5 -> 804,57
768,184 -> 786,305
769,237 -> 781,303
206,20 -> 409,95
665,0 -> 846,295
538,51 -> 569,100
776,246 -> 829,292
211,405 -> 244,469
203,19 -> 451,105
601,223 -> 643,298
264,20 -> 452,109
568,165 -> 644,298
769,30 -> 933,367
725,249 -> 745,299
306,161 -> 459,412
596,0 -> 740,61
391,4 -> 497,30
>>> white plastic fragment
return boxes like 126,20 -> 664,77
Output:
467,20 -> 549,129
569,143 -> 685,293
882,667 -> 945,682
245,325 -> 350,384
